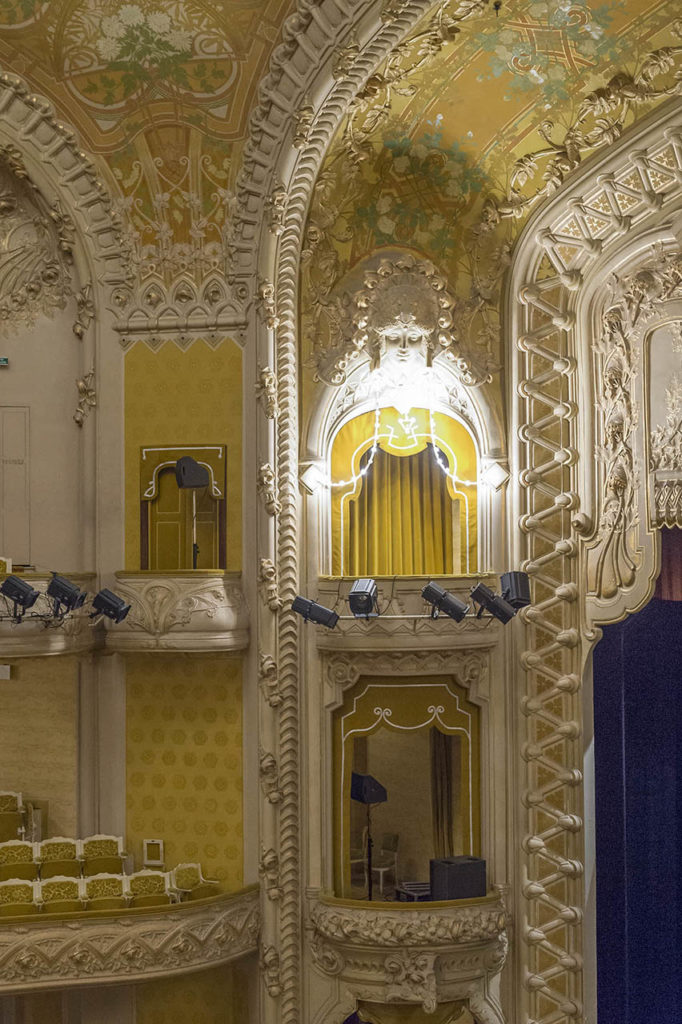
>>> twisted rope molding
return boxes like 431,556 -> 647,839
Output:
510,103 -> 682,1024
235,3 -> 479,1021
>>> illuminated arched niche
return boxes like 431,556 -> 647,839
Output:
333,675 -> 481,899
329,406 -> 478,576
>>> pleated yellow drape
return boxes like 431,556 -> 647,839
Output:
347,446 -> 454,576
330,407 -> 478,575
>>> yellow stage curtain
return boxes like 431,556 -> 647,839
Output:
347,445 -> 453,576
331,407 -> 478,576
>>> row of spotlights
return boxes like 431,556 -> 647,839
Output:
292,571 -> 531,629
0,574 -> 131,623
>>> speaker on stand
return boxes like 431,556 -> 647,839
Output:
351,772 -> 387,902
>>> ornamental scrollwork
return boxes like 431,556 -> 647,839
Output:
309,899 -> 506,948
260,944 -> 282,997
485,26 -> 682,223
0,888 -> 259,992
0,144 -> 75,334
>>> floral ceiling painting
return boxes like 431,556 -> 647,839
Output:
0,0 -> 292,281
302,0 -> 682,394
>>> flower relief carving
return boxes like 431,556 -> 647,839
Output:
308,253 -> 490,388
113,576 -> 236,636
0,144 -> 75,334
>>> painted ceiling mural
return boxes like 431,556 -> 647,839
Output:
302,0 -> 682,394
0,0 -> 292,283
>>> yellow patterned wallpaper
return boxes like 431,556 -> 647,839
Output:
136,964 -> 250,1024
124,338 -> 242,571
125,654 -> 243,889
0,656 -> 79,836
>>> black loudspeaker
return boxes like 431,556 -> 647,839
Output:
430,856 -> 486,900
350,772 -> 387,804
175,456 -> 210,488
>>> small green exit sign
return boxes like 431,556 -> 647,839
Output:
0,357 -> 8,367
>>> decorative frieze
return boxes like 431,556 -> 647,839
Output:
0,887 -> 259,993
106,572 -> 249,652
308,895 -> 507,1018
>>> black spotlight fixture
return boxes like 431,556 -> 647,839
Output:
470,582 -> 516,624
47,574 -> 87,616
91,588 -> 131,624
500,571 -> 531,609
0,575 -> 40,617
292,596 -> 339,629
421,581 -> 469,622
348,578 -> 378,619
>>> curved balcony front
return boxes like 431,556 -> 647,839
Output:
0,886 -> 259,993
0,574 -> 97,657
105,571 -> 249,653
308,893 -> 508,1022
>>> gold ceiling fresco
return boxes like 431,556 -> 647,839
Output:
0,0 -> 292,279
302,0 -> 682,388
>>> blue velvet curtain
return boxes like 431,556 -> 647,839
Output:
593,597 -> 682,1022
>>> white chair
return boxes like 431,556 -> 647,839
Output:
370,833 -> 399,896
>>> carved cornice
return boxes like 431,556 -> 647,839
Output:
105,572 -> 249,653
0,887 -> 259,994
0,574 -> 97,657
113,273 -> 248,351
308,896 -> 507,1016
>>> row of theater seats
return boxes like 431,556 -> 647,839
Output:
0,835 -> 126,880
0,864 -> 220,917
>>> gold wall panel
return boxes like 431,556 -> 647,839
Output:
125,654 -> 243,889
135,963 -> 250,1024
0,657 -> 79,836
125,339 -> 242,571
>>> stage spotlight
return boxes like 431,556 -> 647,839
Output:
0,575 -> 39,614
470,582 -> 516,624
47,574 -> 87,615
500,571 -> 531,609
175,456 -> 209,488
348,578 -> 378,618
421,581 -> 469,622
292,596 -> 339,629
91,588 -> 131,624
